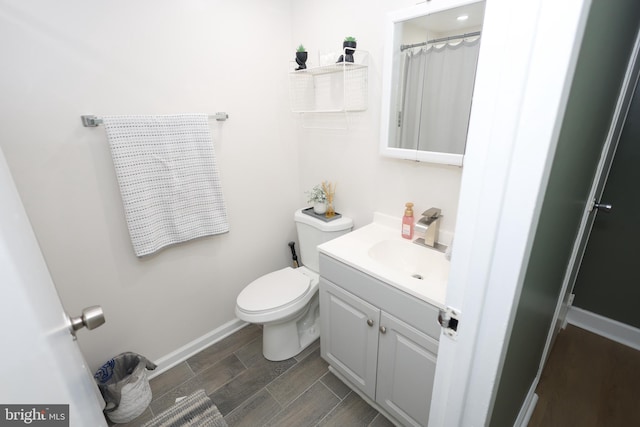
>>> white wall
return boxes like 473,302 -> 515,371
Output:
291,0 -> 463,237
0,0 -> 463,371
0,0 -> 299,371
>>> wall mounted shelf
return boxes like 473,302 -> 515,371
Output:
289,50 -> 369,114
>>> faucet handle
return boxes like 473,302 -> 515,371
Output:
422,208 -> 441,219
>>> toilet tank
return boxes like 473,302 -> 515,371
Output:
294,209 -> 353,273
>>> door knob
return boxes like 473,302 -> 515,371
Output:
379,326 -> 387,334
367,319 -> 374,327
593,200 -> 613,213
69,305 -> 105,338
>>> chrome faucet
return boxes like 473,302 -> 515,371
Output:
415,208 -> 442,249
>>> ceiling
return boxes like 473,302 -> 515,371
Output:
408,2 -> 485,34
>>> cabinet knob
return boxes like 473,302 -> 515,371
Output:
367,319 -> 374,327
379,326 -> 387,334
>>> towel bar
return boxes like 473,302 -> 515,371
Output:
81,115 -> 103,127
81,113 -> 229,127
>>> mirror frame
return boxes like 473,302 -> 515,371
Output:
379,0 -> 484,166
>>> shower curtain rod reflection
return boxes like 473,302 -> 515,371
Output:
80,113 -> 229,127
400,31 -> 481,52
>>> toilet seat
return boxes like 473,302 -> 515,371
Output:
237,267 -> 311,314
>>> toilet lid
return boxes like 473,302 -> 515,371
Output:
237,267 -> 311,313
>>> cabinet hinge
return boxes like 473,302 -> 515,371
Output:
438,307 -> 460,338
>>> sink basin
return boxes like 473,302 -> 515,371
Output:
368,239 -> 449,282
317,213 -> 450,307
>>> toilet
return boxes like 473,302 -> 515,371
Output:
235,208 -> 353,361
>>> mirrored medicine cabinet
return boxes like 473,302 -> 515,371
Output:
379,0 -> 486,165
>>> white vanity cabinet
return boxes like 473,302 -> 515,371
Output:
319,254 -> 441,427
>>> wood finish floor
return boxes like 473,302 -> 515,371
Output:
109,324 -> 394,427
529,325 -> 640,427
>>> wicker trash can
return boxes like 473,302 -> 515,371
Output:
94,352 -> 157,424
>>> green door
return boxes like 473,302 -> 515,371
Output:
573,80 -> 640,329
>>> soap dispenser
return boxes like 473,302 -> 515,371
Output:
402,202 -> 414,240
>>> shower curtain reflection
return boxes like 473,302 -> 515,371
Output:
399,38 -> 481,154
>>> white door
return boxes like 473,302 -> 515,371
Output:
429,0 -> 593,425
0,148 -> 107,426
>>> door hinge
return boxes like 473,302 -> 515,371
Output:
438,307 -> 460,338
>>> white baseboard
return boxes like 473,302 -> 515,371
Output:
514,380 -> 539,427
566,306 -> 640,351
148,318 -> 249,379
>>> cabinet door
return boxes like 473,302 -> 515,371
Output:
320,279 -> 380,399
376,312 -> 439,427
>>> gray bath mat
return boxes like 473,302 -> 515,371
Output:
141,390 -> 227,427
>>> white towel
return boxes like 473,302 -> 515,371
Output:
103,114 -> 229,257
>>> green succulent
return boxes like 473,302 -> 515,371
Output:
344,36 -> 357,42
297,44 -> 306,52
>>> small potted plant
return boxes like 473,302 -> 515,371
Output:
338,36 -> 357,63
306,184 -> 327,214
295,44 -> 308,70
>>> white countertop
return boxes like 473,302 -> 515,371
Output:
318,212 -> 449,308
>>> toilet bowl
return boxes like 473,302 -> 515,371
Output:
235,208 -> 353,361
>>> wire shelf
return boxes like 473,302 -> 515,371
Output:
289,50 -> 368,114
